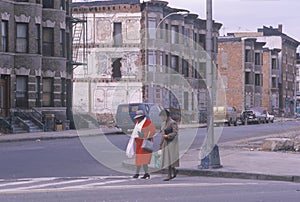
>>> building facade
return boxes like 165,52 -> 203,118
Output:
218,37 -> 266,112
296,53 -> 300,110
218,25 -> 299,116
72,0 -> 222,124
0,0 -> 73,133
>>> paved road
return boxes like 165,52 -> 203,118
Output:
1,121 -> 300,201
0,176 -> 299,202
1,121 -> 299,179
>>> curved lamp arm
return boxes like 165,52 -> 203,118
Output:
155,11 -> 190,33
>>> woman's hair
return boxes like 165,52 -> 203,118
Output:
159,109 -> 170,117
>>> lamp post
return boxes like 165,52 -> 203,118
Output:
150,11 -> 189,103
200,0 -> 222,169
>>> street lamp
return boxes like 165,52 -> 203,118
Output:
199,0 -> 222,169
150,10 -> 189,103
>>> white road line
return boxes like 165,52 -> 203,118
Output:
0,181 -> 261,195
0,178 -> 94,193
0,175 -> 165,194
0,177 -> 57,188
0,175 -> 140,193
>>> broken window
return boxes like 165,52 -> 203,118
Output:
112,58 -> 122,80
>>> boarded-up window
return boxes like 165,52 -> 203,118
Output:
113,23 -> 122,47
221,52 -> 228,69
148,18 -> 156,39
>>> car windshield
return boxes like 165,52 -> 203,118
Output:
244,111 -> 254,115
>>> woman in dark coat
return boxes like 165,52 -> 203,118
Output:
159,109 -> 179,181
132,110 -> 156,179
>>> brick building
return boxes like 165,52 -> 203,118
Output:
218,37 -> 266,112
218,25 -> 299,116
296,53 -> 300,109
0,0 -> 73,133
72,0 -> 222,123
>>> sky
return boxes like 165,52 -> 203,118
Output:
165,0 -> 300,43
74,0 -> 300,51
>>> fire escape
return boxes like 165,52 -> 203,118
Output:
70,15 -> 88,75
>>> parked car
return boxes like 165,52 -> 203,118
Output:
115,103 -> 163,133
262,110 -> 275,123
213,106 -> 238,126
240,109 -> 267,124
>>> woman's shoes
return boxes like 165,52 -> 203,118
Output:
132,174 -> 139,178
163,177 -> 171,181
141,173 -> 150,179
171,168 -> 178,179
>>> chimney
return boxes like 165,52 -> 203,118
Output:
278,24 -> 283,32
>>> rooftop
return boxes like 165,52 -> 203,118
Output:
72,0 -> 140,7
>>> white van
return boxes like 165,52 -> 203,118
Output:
213,106 -> 238,126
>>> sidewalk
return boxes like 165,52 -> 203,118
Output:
0,127 -> 123,143
123,128 -> 300,183
178,147 -> 300,183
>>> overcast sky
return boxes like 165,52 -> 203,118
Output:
74,0 -> 300,51
165,0 -> 300,43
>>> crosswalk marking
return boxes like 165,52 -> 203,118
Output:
0,177 -> 57,188
3,178 -> 93,192
0,176 -> 260,194
0,176 -> 151,194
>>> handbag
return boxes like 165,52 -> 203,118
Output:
164,127 -> 174,142
164,127 -> 173,135
141,132 -> 153,152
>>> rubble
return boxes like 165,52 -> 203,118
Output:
262,138 -> 295,151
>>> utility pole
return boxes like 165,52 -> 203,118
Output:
200,0 -> 222,169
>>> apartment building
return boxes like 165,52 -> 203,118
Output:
0,0 -> 73,133
72,0 -> 222,123
218,25 -> 299,116
296,53 -> 300,108
218,37 -> 266,112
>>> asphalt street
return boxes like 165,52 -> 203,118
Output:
1,121 -> 300,201
0,121 -> 299,179
0,176 -> 299,202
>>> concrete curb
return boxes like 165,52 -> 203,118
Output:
178,168 -> 300,183
122,161 -> 300,183
0,124 -> 204,144
0,130 -> 124,143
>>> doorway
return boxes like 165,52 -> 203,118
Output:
0,76 -> 10,117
